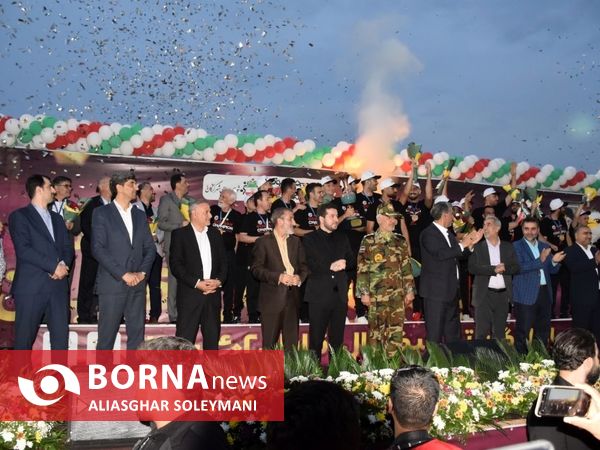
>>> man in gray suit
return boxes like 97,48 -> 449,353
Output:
468,215 -> 520,340
92,172 -> 155,350
157,172 -> 190,323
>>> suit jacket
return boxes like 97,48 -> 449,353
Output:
468,239 -> 520,306
169,224 -> 227,303
80,195 -> 107,257
564,244 -> 600,307
9,204 -> 74,295
157,192 -> 186,257
419,223 -> 468,302
303,229 -> 355,304
92,202 -> 156,295
527,376 -> 597,450
512,238 -> 560,305
251,233 -> 309,314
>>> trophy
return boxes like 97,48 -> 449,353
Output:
435,158 -> 456,195
406,142 -> 422,184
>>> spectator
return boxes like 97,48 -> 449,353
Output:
471,162 -> 516,230
272,177 -> 303,213
564,383 -> 600,441
527,328 -> 599,449
267,380 -> 360,450
388,365 -> 461,450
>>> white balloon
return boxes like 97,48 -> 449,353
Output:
131,135 -> 144,148
336,141 -> 350,151
5,118 -> 21,134
0,131 -> 16,146
41,127 -> 57,143
214,140 -> 227,154
439,152 -> 449,161
172,135 -> 186,149
303,139 -> 316,152
283,148 -> 296,162
254,138 -> 266,151
332,148 -> 343,159
432,152 -> 445,165
472,173 -> 483,182
541,164 -> 554,175
465,155 -> 477,166
111,145 -> 122,155
417,165 -> 427,176
224,134 -> 238,148
293,142 -> 306,156
264,134 -> 276,146
67,118 -> 79,131
322,153 -> 336,168
564,166 -> 576,178
140,127 -> 154,141
32,135 -> 45,148
203,147 -> 216,162
77,139 -> 89,152
458,161 -> 468,173
526,178 -> 537,188
120,141 -> 134,156
242,143 -> 256,157
482,167 -> 492,178
162,142 -> 176,157
98,125 -> 112,140
87,132 -> 102,147
535,172 -> 546,183
184,128 -> 198,142
109,122 -> 122,134
399,149 -> 409,160
450,167 -> 461,180
192,151 -> 204,160
53,120 -> 68,135
393,154 -> 404,167
270,153 -> 283,165
153,147 -> 163,157
66,143 -> 77,152
197,128 -> 207,138
310,160 -> 323,170
151,124 -> 164,134
19,114 -> 34,128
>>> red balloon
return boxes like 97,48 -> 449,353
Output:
152,135 -> 165,148
283,137 -> 296,148
235,151 -> 246,163
401,161 -> 411,172
253,152 -> 265,163
88,122 -> 102,132
576,171 -> 586,182
422,152 -> 433,161
215,154 -> 226,162
225,148 -> 237,160
347,144 -> 355,155
162,128 -> 175,140
466,169 -> 476,179
133,146 -> 144,156
0,116 -> 9,132
77,124 -> 89,136
530,167 -> 540,175
54,135 -> 67,149
173,126 -> 185,135
66,130 -> 79,144
274,141 -> 286,153
265,147 -> 276,158
141,142 -> 154,154
46,140 -> 58,150
473,161 -> 484,172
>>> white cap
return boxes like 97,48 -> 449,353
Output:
451,200 -> 462,208
256,176 -> 274,188
360,170 -> 381,182
483,187 -> 497,198
348,175 -> 360,184
320,175 -> 336,185
379,177 -> 399,190
434,195 -> 450,204
549,198 -> 564,211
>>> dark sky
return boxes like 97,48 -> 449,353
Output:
1,0 -> 598,169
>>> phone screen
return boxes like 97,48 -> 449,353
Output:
536,386 -> 591,417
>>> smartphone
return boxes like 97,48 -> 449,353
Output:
534,385 -> 592,418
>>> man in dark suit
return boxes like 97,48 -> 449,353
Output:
170,202 -> 227,349
303,203 -> 354,357
419,201 -> 483,343
564,226 -> 600,344
76,176 -> 111,324
251,207 -> 309,351
9,174 -> 74,349
512,217 -> 564,353
526,328 -> 600,450
468,215 -> 520,340
92,172 -> 155,350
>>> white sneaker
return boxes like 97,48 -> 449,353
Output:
355,316 -> 369,324
461,314 -> 473,322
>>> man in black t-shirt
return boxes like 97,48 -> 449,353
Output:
272,177 -> 304,213
236,190 -> 273,323
354,171 -> 382,220
210,188 -> 243,323
540,198 -> 572,318
294,183 -> 322,237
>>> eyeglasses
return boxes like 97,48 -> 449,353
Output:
56,184 -> 72,189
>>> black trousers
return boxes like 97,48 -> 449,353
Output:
234,264 -> 260,322
261,295 -> 299,351
424,290 -> 461,344
474,289 -> 509,340
571,291 -> 600,346
513,286 -> 551,354
308,296 -> 347,357
222,251 -> 239,321
147,253 -> 163,320
14,291 -> 69,350
77,252 -> 99,323
97,289 -> 145,350
176,292 -> 221,350
551,265 -> 570,316
458,259 -> 471,315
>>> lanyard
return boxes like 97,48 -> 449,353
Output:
219,208 -> 232,227
258,214 -> 269,230
52,200 -> 65,216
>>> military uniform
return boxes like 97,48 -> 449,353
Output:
356,204 -> 415,355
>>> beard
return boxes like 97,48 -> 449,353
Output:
586,364 -> 600,385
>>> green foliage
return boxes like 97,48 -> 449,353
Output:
360,344 -> 401,372
283,347 -> 323,381
327,346 -> 361,379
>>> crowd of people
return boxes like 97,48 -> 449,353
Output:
4,164 -> 600,357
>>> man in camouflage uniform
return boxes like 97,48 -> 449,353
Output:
356,203 -> 416,355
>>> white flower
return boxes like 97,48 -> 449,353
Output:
220,423 -> 230,432
260,432 -> 267,443
541,359 -> 555,367
371,391 -> 384,400
519,363 -> 532,371
473,408 -> 480,422
367,414 -> 377,424
498,370 -> 510,380
1,430 -> 15,442
448,394 -> 459,404
432,415 -> 446,430
490,381 -> 505,392
378,368 -> 395,378
15,438 -> 27,450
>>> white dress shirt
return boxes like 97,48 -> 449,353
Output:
114,201 -> 134,244
577,243 -> 600,289
51,199 -> 66,218
486,239 -> 506,289
192,224 -> 212,281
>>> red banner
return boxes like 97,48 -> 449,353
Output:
0,350 -> 284,422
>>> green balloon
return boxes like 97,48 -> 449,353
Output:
42,116 -> 56,128
184,143 -> 194,155
193,138 -> 205,150
174,148 -> 184,157
432,165 -> 444,177
29,121 -> 43,135
551,169 -> 561,178
485,177 -> 496,183
130,123 -> 142,133
109,135 -> 122,148
206,136 -> 217,147
19,130 -> 33,143
100,141 -> 112,154
119,127 -> 133,141
543,178 -> 553,187
89,145 -> 99,154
